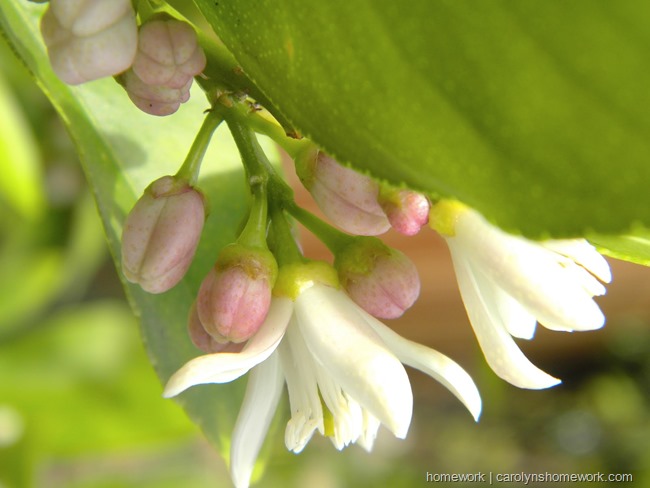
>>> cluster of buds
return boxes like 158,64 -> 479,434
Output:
295,148 -> 430,236
40,0 -> 206,115
123,17 -> 207,116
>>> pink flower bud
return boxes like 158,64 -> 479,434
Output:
197,244 -> 278,343
296,149 -> 390,236
336,238 -> 420,319
40,0 -> 137,85
133,18 -> 206,89
123,70 -> 192,116
379,188 -> 430,236
122,17 -> 206,116
121,176 -> 205,293
187,301 -> 245,354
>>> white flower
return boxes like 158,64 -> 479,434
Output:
431,202 -> 612,390
164,279 -> 481,488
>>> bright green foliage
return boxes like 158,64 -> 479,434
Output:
194,0 -> 650,238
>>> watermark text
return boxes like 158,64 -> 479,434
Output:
425,471 -> 633,484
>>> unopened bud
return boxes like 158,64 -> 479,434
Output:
296,149 -> 390,236
197,244 -> 278,343
121,176 -> 205,293
133,18 -> 206,88
187,301 -> 245,354
40,0 -> 137,85
336,238 -> 420,319
123,70 -> 192,116
379,187 -> 430,236
123,17 -> 206,116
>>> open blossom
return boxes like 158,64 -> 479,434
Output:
121,176 -> 205,293
40,0 -> 137,85
164,262 -> 481,488
123,17 -> 206,116
430,201 -> 612,389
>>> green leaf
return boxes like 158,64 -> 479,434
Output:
0,1 -> 279,460
194,0 -> 650,238
590,229 -> 650,267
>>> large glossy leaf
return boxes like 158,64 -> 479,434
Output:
0,2 -> 277,458
194,0 -> 650,238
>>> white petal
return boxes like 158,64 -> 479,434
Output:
543,239 -> 612,283
294,285 -> 413,438
558,260 -> 607,297
473,269 -> 537,340
279,322 -> 323,453
450,247 -> 561,390
162,298 -> 293,397
356,410 -> 381,452
534,260 -> 605,331
360,306 -> 482,421
453,209 -> 605,332
230,352 -> 284,488
324,389 -> 363,450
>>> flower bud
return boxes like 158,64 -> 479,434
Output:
197,244 -> 278,343
336,238 -> 420,319
187,301 -> 245,354
379,187 -> 430,236
133,18 -> 206,89
123,17 -> 206,116
121,176 -> 205,293
40,0 -> 137,85
123,70 -> 192,116
296,148 -> 390,236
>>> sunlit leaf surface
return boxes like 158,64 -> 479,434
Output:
195,0 -> 650,238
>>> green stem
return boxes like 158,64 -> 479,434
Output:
244,110 -> 309,158
224,110 -> 271,181
238,189 -> 268,249
224,110 -> 275,248
285,202 -> 352,254
175,110 -> 224,185
212,98 -> 308,157
268,205 -> 304,266
218,99 -> 353,259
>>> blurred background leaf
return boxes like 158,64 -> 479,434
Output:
0,71 -> 43,220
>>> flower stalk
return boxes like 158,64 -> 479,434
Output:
175,109 -> 224,185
